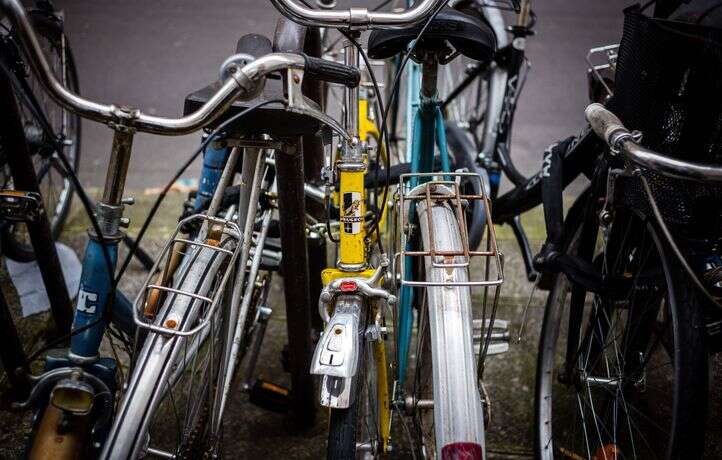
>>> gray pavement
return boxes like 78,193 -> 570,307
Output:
58,0 -> 632,189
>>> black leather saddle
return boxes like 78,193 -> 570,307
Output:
367,7 -> 496,63
183,21 -> 323,138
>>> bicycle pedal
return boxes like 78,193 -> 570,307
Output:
247,379 -> 291,414
473,319 -> 510,356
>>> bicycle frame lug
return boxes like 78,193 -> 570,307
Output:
92,201 -> 126,241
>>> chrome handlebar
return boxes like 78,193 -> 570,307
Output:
268,0 -> 447,29
585,103 -> 722,183
0,0 -> 306,135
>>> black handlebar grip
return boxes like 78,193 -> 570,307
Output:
302,54 -> 360,88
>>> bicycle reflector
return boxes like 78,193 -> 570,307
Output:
339,280 -> 358,292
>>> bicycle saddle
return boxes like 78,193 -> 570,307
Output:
183,33 -> 321,138
367,7 -> 496,62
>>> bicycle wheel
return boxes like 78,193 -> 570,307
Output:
407,186 -> 486,459
327,298 -> 383,459
438,2 -> 488,152
102,240 -> 239,459
535,207 -> 708,459
1,13 -> 80,262
410,296 -> 436,457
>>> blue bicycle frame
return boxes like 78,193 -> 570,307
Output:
52,139 -> 230,392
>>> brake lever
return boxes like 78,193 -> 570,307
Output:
284,67 -> 351,142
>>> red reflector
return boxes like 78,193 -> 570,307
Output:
441,442 -> 483,460
339,280 -> 358,292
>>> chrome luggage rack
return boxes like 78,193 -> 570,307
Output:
394,171 -> 504,288
586,43 -> 619,99
132,213 -> 242,337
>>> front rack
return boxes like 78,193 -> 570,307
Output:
132,214 -> 242,337
394,172 -> 504,288
586,43 -> 619,99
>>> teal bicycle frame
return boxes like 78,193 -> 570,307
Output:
397,57 -> 453,385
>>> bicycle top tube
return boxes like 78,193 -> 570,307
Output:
0,0 -> 312,136
269,0 -> 447,29
585,103 -> 722,183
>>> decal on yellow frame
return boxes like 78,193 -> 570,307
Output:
338,168 -> 366,267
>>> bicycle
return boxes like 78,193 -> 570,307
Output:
535,4 -> 722,458
0,0 -> 362,457
0,0 -> 80,263
269,0 -> 511,458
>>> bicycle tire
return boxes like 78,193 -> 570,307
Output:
326,313 -> 382,459
101,241 -> 236,459
535,204 -> 708,460
1,14 -> 81,262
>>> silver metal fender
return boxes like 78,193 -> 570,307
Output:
416,187 -> 486,456
310,294 -> 363,379
311,294 -> 364,409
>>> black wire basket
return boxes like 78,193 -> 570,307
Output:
608,5 -> 722,243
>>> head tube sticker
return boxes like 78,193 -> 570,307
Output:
341,192 -> 362,234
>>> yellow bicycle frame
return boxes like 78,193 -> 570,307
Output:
321,91 -> 392,453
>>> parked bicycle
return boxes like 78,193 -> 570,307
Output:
0,0 -> 80,263
535,4 -> 722,458
270,0 -> 525,458
0,0 -> 361,457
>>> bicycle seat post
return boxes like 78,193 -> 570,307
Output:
343,31 -> 360,140
69,113 -> 136,363
99,119 -> 135,237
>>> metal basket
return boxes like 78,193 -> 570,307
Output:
608,5 -> 722,238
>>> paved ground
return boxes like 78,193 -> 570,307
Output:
57,0 -> 631,189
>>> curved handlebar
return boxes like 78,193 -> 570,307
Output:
269,0 -> 447,29
585,103 -> 722,182
0,0 -> 310,135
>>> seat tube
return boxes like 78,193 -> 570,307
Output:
337,33 -> 367,272
70,125 -> 134,362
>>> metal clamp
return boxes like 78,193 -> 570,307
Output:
0,190 -> 42,222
